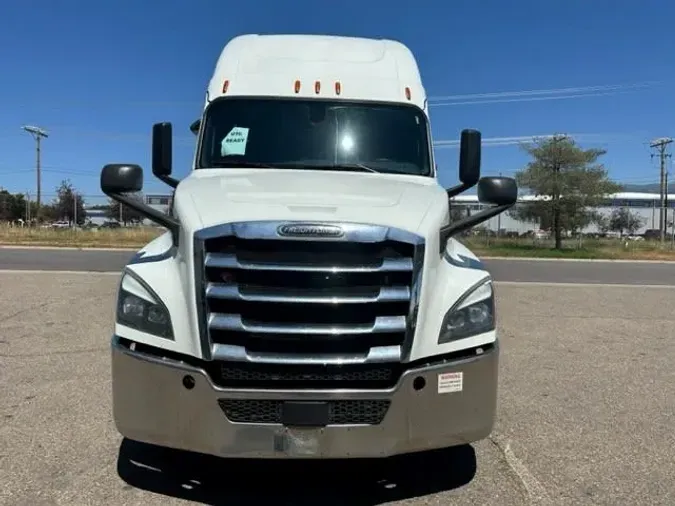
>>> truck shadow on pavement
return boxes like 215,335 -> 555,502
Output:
117,438 -> 477,505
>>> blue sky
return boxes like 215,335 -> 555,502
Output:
1,0 -> 673,206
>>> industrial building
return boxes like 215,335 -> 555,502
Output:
142,194 -> 172,226
452,191 -> 672,235
82,195 -> 172,227
83,208 -> 108,226
145,194 -> 172,214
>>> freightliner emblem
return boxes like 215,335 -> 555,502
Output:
277,223 -> 344,238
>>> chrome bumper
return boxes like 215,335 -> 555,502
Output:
111,336 -> 499,459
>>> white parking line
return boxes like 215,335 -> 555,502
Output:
489,433 -> 553,505
494,281 -> 675,289
484,256 -> 675,264
0,245 -> 136,251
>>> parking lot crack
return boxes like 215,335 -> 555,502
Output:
0,346 -> 107,359
0,301 -> 55,325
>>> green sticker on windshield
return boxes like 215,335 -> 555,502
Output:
221,126 -> 249,156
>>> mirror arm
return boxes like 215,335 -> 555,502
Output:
104,190 -> 180,245
439,203 -> 514,253
158,174 -> 179,189
446,182 -> 472,199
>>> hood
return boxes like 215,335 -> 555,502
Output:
174,168 -> 447,235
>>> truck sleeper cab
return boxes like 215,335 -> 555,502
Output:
103,34 -> 517,459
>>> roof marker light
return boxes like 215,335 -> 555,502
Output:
315,81 -> 321,94
335,82 -> 341,95
405,87 -> 411,100
222,80 -> 230,93
294,80 -> 301,93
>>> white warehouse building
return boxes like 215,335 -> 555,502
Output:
141,194 -> 173,226
451,192 -> 673,235
146,194 -> 172,213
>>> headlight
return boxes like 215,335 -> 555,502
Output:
116,271 -> 173,339
438,278 -> 495,343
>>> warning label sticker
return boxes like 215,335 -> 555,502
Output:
438,372 -> 463,394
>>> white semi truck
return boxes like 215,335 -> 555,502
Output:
103,34 -> 517,459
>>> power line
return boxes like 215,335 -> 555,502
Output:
433,132 -> 636,148
426,81 -> 662,103
0,168 -> 103,180
428,90 -> 643,108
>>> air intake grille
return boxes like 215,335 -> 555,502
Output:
194,221 -> 424,386
218,399 -> 391,425
213,362 -> 401,389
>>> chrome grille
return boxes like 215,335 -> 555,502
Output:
194,221 -> 424,368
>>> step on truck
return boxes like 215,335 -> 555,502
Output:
102,33 -> 518,459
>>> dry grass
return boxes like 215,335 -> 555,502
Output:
0,224 -> 163,248
463,236 -> 675,261
3,224 -> 675,261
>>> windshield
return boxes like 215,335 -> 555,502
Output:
197,98 -> 433,176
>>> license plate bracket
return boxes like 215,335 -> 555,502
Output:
281,401 -> 329,427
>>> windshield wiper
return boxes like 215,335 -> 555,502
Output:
210,161 -> 276,169
330,163 -> 380,173
275,163 -> 380,173
209,161 -> 380,173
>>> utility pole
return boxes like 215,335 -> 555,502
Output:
665,153 -> 671,227
21,125 -> 49,220
497,171 -> 502,236
650,137 -> 672,244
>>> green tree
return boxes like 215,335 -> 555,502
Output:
107,193 -> 146,225
510,135 -> 622,249
0,190 -> 28,221
52,180 -> 86,225
38,203 -> 58,223
0,190 -> 13,220
609,207 -> 644,236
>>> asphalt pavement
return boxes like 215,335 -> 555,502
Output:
0,247 -> 133,273
2,246 -> 675,285
2,272 -> 674,504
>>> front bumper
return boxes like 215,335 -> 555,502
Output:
111,336 -> 499,459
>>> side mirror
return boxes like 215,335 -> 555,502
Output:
152,122 -> 179,188
459,129 -> 481,187
477,176 -> 518,206
190,119 -> 201,135
100,162 -> 180,244
439,174 -> 518,252
100,164 -> 143,194
446,129 -> 481,198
